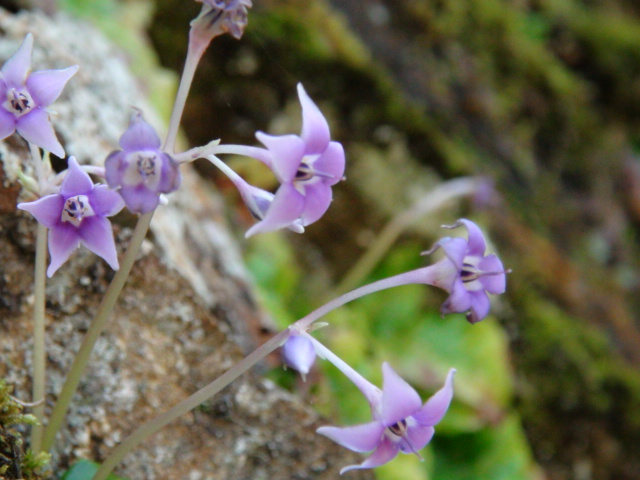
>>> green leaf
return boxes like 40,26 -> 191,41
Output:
61,459 -> 128,480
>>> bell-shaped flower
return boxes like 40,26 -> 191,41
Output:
317,363 -> 456,474
0,34 -> 78,157
281,334 -> 316,381
194,0 -> 253,40
426,219 -> 507,323
245,84 -> 345,237
105,110 -> 181,214
18,157 -> 124,277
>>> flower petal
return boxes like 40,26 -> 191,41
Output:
298,83 -> 330,154
413,368 -> 456,426
255,132 -> 304,183
437,236 -> 467,270
15,108 -> 64,157
282,335 -> 316,377
119,185 -> 160,214
18,194 -> 63,228
26,65 -> 78,107
467,290 -> 491,324
157,153 -> 182,193
300,181 -> 332,226
458,218 -> 486,256
315,141 -> 345,185
380,363 -> 422,426
78,216 -> 119,270
47,223 -> 80,277
316,421 -> 384,453
88,185 -> 125,217
60,157 -> 94,197
104,151 -> 126,188
119,110 -> 161,151
441,278 -> 472,315
479,254 -> 506,294
1,34 -> 33,87
245,182 -> 304,237
0,107 -> 17,140
400,424 -> 435,453
339,437 -> 399,474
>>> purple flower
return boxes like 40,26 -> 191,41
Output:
18,157 -> 124,277
105,110 -> 181,214
194,0 -> 252,40
282,334 -> 316,380
318,364 -> 455,474
428,219 -> 507,323
245,84 -> 345,237
0,34 -> 78,158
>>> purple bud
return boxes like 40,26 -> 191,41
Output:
282,334 -> 316,380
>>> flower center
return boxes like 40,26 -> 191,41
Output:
294,155 -> 336,185
4,88 -> 34,117
387,419 -> 408,437
461,262 -> 480,283
61,195 -> 94,227
122,152 -> 162,190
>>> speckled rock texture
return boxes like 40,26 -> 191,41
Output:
0,9 -> 373,480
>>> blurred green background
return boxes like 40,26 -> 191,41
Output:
48,0 -> 640,478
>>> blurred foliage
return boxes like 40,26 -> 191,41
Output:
61,460 -> 126,480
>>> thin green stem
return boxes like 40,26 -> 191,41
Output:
91,328 -> 291,480
41,212 -> 154,452
30,222 -> 48,452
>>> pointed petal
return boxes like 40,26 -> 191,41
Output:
467,290 -> 491,324
437,236 -> 467,270
120,110 -> 161,151
317,421 -> 384,453
18,194 -> 63,228
60,157 -> 94,197
413,369 -> 456,426
458,218 -> 487,256
300,182 -> 332,226
119,185 -> 160,214
156,153 -> 182,193
315,141 -> 345,185
245,182 -> 304,237
1,34 -> 33,86
339,437 -> 399,474
298,84 -> 330,154
400,425 -> 435,453
441,279 -> 472,315
78,217 -> 119,270
88,185 -> 125,217
380,363 -> 422,426
0,107 -> 17,140
479,254 -> 506,294
15,108 -> 64,157
255,132 -> 304,182
47,224 -> 80,277
26,65 -> 78,106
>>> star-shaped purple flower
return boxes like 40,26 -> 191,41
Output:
245,84 -> 345,237
18,157 -> 124,277
318,364 -> 455,474
105,110 -> 181,214
428,219 -> 507,323
0,34 -> 78,158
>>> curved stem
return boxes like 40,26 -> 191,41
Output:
91,328 -> 291,480
209,144 -> 272,167
41,212 -> 154,452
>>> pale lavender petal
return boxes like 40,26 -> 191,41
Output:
282,335 -> 316,377
314,141 -> 345,185
119,110 -> 161,151
88,185 -> 125,217
459,218 -> 486,256
104,151 -> 126,188
26,66 -> 78,107
467,290 -> 491,324
245,182 -> 304,237
0,107 -> 17,140
413,369 -> 455,426
15,108 -> 64,157
156,153 -> 182,193
479,254 -> 506,294
300,182 -> 332,226
255,132 -> 305,183
18,194 -> 63,228
316,421 -> 384,453
1,34 -> 33,86
399,425 -> 435,453
339,437 -> 399,474
78,216 -> 119,270
119,185 -> 159,214
441,279 -> 472,315
47,224 -> 80,277
60,157 -> 93,197
380,363 -> 422,426
437,236 -> 467,270
297,84 -> 330,154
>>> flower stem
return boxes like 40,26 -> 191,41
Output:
209,144 -> 272,167
29,221 -> 48,452
41,212 -> 154,452
91,328 -> 291,480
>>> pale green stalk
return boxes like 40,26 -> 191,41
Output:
41,212 -> 154,452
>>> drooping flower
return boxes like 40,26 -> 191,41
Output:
281,334 -> 316,380
245,83 -> 345,237
192,0 -> 253,42
317,362 -> 455,474
18,157 -> 124,277
426,219 -> 507,323
0,34 -> 78,157
105,110 -> 181,214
